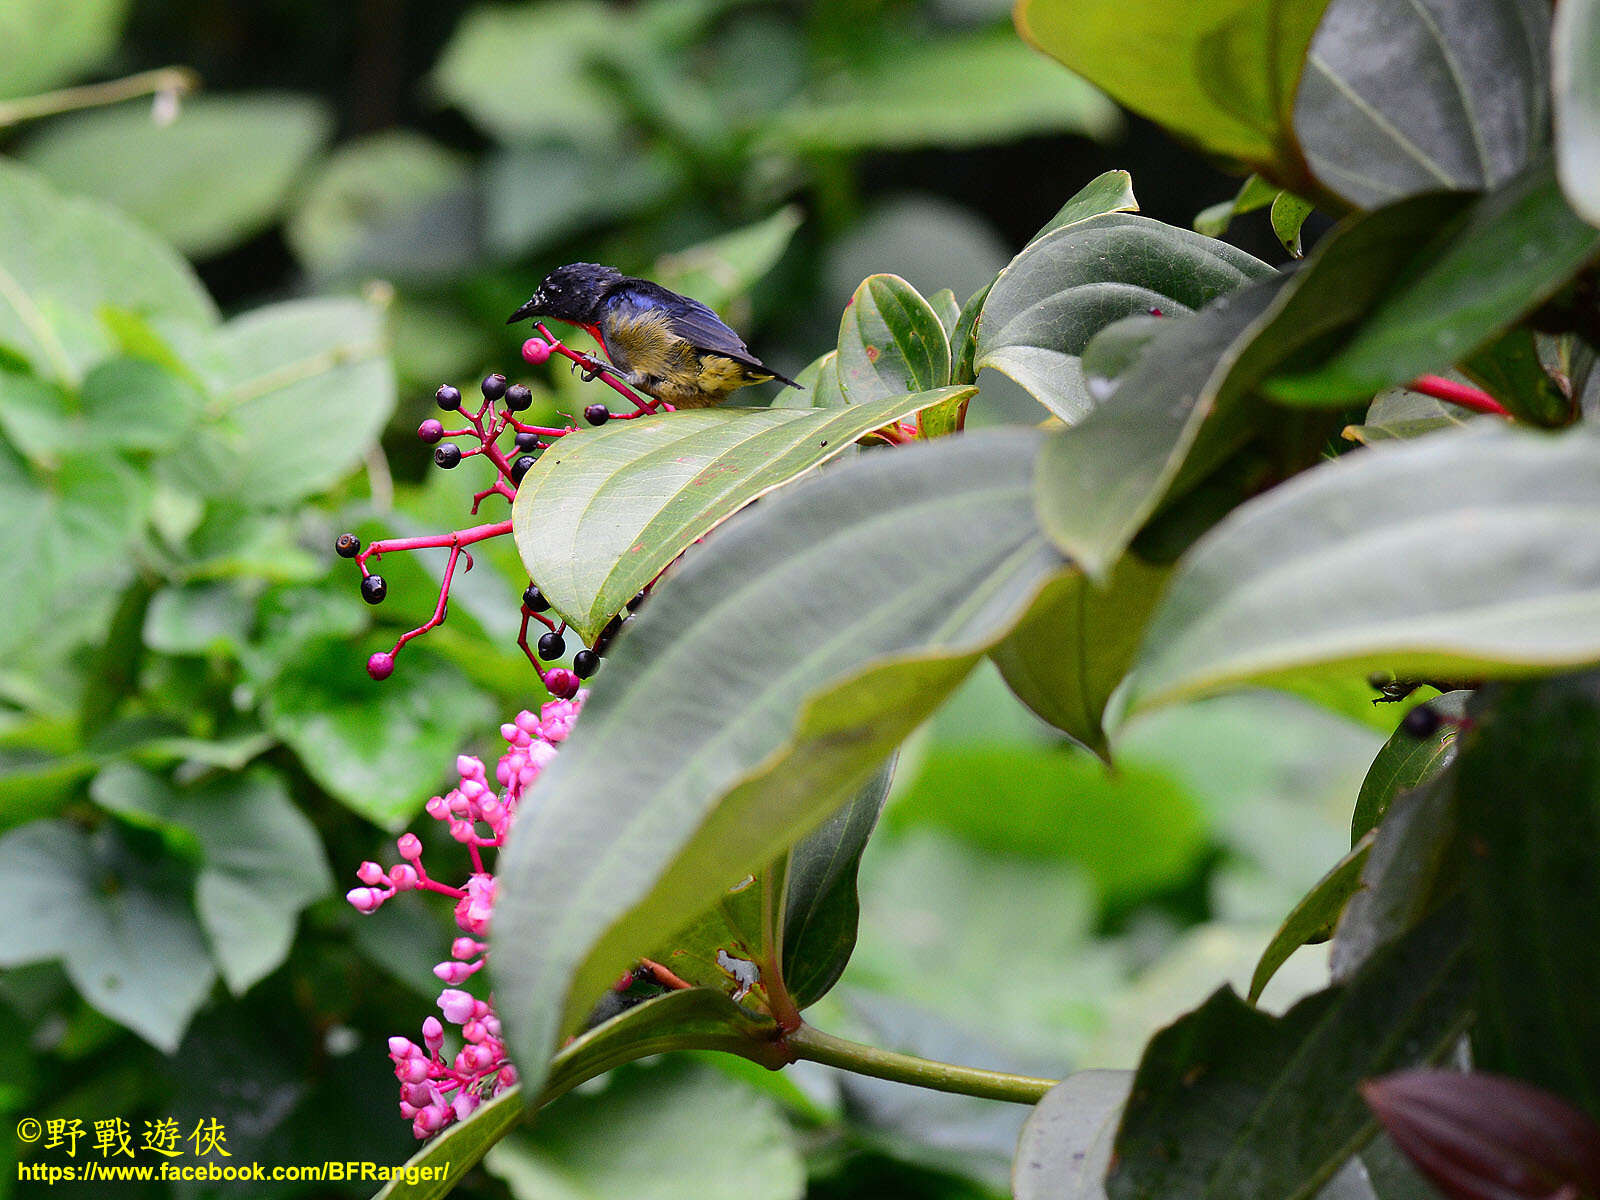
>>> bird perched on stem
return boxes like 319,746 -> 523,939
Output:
507,263 -> 799,409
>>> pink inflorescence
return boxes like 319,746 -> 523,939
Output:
347,694 -> 585,1139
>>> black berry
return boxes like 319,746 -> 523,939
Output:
514,431 -> 541,452
335,533 -> 361,559
594,613 -> 629,655
504,383 -> 532,412
361,574 -> 388,605
481,373 -> 508,401
1402,704 -> 1441,738
537,631 -> 566,660
435,384 -> 462,411
511,454 -> 537,484
434,443 -> 462,469
522,584 -> 550,612
573,648 -> 600,678
584,403 -> 610,426
418,418 -> 444,444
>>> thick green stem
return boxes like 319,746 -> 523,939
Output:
785,1023 -> 1057,1105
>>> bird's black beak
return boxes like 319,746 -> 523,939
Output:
506,295 -> 542,325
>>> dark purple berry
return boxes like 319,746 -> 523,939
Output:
361,574 -> 388,605
481,373 -> 508,401
584,403 -> 610,426
514,431 -> 541,452
594,613 -> 629,655
573,649 -> 600,678
537,631 -> 565,660
434,443 -> 462,469
511,454 -> 537,484
418,418 -> 444,444
504,383 -> 532,412
522,584 -> 550,613
335,533 -> 361,559
1402,704 -> 1441,739
435,384 -> 462,411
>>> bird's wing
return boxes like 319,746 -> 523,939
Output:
612,281 -> 798,386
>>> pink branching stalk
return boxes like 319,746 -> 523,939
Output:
347,695 -> 585,1139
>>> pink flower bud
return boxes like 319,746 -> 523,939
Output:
452,937 -> 484,959
438,989 -> 476,1025
388,1036 -> 417,1058
434,961 -> 473,984
426,795 -> 448,819
346,887 -> 383,913
396,833 -> 423,860
389,864 -> 419,890
398,1057 -> 430,1084
357,861 -> 385,885
422,1017 -> 444,1049
453,1092 -> 480,1120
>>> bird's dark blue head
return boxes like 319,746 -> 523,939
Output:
507,263 -> 624,326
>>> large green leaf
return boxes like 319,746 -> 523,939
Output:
1296,0 -> 1551,209
1554,0 -> 1600,227
1034,170 -> 1140,243
1459,672 -> 1600,1118
375,988 -> 783,1200
493,430 -> 1064,1098
0,161 -> 215,382
1015,0 -> 1331,185
1125,424 -> 1600,715
1267,162 -> 1600,404
975,213 -> 1271,423
1108,904 -> 1472,1200
1247,836 -> 1371,1003
836,276 -> 951,403
21,95 -> 332,258
513,391 -> 967,643
1013,1071 -> 1134,1200
1350,691 -> 1468,844
0,0 -> 128,99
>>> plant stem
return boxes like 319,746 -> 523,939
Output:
0,66 -> 200,129
785,1023 -> 1057,1105
1407,374 -> 1510,418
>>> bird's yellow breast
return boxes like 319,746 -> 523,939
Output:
603,309 -> 771,408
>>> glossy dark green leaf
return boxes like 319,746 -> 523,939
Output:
374,988 -> 783,1200
836,275 -> 951,403
1126,425 -> 1600,715
1013,1071 -> 1134,1200
512,391 -> 970,642
1459,672 -> 1600,1117
1034,170 -> 1140,242
493,430 -> 1063,1099
1341,386 -> 1474,445
989,554 -> 1171,755
1268,163 -> 1600,404
928,288 -> 961,336
1016,0 -> 1332,184
1248,837 -> 1372,1003
1351,691 -> 1469,844
778,350 -> 848,410
1554,0 -> 1600,226
951,279 -> 992,386
1108,903 -> 1472,1200
1464,328 -> 1573,428
976,213 -> 1271,423
781,759 -> 894,1010
1296,0 -> 1550,208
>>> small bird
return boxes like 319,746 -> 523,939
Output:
507,263 -> 799,409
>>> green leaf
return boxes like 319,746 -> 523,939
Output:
1247,837 -> 1371,1003
1270,191 -> 1315,257
1554,0 -> 1600,227
20,95 -> 332,258
781,760 -> 894,1010
0,821 -> 214,1051
493,430 -> 1063,1098
263,641 -> 495,828
928,288 -> 962,337
161,297 -> 396,507
1108,903 -> 1472,1200
1194,175 -> 1281,238
654,207 -> 804,315
1341,385 -> 1474,445
374,988 -> 783,1200
950,280 -> 992,386
1463,328 -> 1572,428
1125,424 -> 1600,715
755,29 -> 1118,154
286,130 -> 474,281
1035,170 -> 1140,243
1016,0 -> 1332,184
0,0 -> 128,99
89,764 -> 331,993
1033,274 -> 1289,579
513,391 -> 969,642
1350,691 -> 1468,844
1459,672 -> 1600,1117
1267,162 -> 1600,404
836,276 -> 952,403
776,350 -> 847,410
486,1061 -> 805,1200
0,160 -> 216,382
975,213 -> 1271,423
1297,0 -> 1551,209
1014,1071 -> 1134,1200
989,554 -> 1171,755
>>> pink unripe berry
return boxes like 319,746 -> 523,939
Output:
545,668 -> 580,699
521,337 -> 552,365
367,652 -> 395,681
417,418 -> 445,444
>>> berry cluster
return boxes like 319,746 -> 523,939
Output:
336,328 -> 665,695
346,696 -> 584,1138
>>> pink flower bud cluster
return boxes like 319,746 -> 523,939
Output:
346,694 -> 585,1138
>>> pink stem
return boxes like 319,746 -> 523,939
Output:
358,520 -> 514,570
535,323 -> 660,414
1408,375 -> 1510,418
